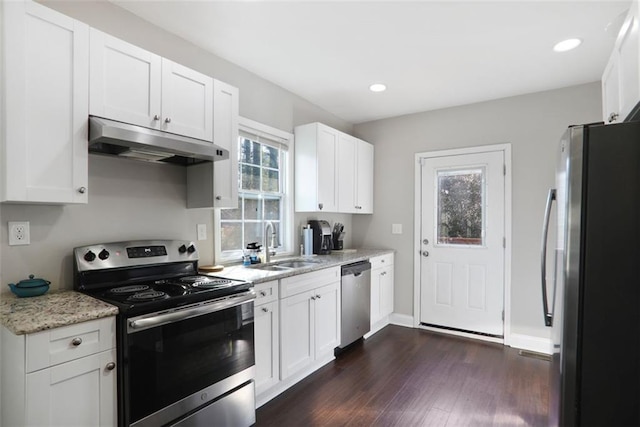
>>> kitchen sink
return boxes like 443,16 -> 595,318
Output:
247,258 -> 321,271
274,260 -> 319,268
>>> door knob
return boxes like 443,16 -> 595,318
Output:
422,239 -> 429,245
422,250 -> 429,257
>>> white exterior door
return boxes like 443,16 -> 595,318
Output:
419,150 -> 505,336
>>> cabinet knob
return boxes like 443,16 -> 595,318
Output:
78,187 -> 86,194
316,294 -> 322,299
261,307 -> 269,313
318,203 -> 323,210
105,362 -> 116,371
153,114 -> 160,121
165,117 -> 172,124
608,112 -> 620,123
311,296 -> 316,300
215,196 -> 222,201
260,291 -> 267,297
71,337 -> 82,346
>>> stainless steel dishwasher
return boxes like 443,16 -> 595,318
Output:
339,260 -> 371,348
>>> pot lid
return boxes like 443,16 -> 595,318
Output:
14,274 -> 50,288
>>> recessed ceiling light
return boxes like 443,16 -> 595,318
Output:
553,38 -> 582,52
369,83 -> 387,92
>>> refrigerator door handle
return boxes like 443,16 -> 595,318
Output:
541,188 -> 556,327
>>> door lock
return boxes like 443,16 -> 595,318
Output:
422,239 -> 429,245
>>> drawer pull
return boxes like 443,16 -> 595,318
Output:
106,362 -> 116,371
261,307 -> 269,313
71,337 -> 82,347
316,294 -> 322,299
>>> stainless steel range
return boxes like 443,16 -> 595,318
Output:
73,240 -> 256,427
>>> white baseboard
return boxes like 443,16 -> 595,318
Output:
389,313 -> 413,328
508,333 -> 552,355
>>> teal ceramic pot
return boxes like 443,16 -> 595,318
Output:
8,274 -> 50,298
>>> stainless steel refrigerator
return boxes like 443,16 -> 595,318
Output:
541,121 -> 640,426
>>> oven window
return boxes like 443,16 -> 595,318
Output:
127,301 -> 254,424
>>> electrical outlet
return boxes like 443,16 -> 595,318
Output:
197,224 -> 207,241
9,221 -> 30,246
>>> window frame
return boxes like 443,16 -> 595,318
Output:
214,117 -> 294,264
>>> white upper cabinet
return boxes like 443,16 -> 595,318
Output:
356,138 -> 374,213
1,0 -> 89,204
602,1 -> 640,124
90,28 -> 213,141
295,123 -> 339,212
296,122 -> 373,214
338,135 -> 374,214
161,60 -> 213,140
89,29 -> 162,130
212,79 -> 240,208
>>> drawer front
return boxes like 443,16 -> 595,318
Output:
280,267 -> 340,299
370,253 -> 394,270
255,280 -> 278,306
26,317 -> 116,373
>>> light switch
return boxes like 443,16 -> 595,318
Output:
197,224 -> 207,241
392,223 -> 403,234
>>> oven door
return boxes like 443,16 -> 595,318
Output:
124,291 -> 255,427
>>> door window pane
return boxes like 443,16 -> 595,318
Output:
437,168 -> 484,246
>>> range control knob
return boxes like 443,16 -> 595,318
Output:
178,244 -> 187,254
84,251 -> 96,262
187,245 -> 196,253
98,249 -> 110,260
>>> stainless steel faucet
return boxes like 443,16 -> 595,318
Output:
264,221 -> 277,263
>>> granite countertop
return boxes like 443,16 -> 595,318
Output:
0,290 -> 118,335
205,248 -> 394,284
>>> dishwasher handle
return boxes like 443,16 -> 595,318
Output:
341,261 -> 371,276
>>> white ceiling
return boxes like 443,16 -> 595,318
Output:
113,0 -> 631,124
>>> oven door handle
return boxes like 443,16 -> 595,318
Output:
128,291 -> 255,333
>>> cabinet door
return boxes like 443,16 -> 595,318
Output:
316,125 -> 339,212
618,3 -> 640,121
337,133 -> 357,213
3,1 -> 89,203
25,349 -> 116,427
280,291 -> 314,379
370,267 -> 382,326
355,139 -> 374,213
314,282 -> 340,360
161,59 -> 213,141
255,301 -> 279,395
602,57 -> 620,124
380,265 -> 394,317
89,28 -> 162,130
213,79 -> 239,208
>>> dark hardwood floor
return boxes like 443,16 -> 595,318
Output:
257,326 -> 550,426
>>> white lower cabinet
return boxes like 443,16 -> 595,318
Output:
26,349 -> 116,426
1,317 -> 117,427
254,280 -> 279,396
280,281 -> 339,380
369,253 -> 395,336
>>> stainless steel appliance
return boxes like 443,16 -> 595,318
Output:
308,220 -> 332,254
73,240 -> 256,427
88,116 -> 229,165
339,261 -> 371,348
541,122 -> 640,426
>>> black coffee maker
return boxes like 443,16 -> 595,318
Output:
308,220 -> 332,254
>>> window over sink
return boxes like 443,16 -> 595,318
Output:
215,118 -> 294,263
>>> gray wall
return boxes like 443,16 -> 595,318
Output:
0,1 -> 353,294
352,82 -> 602,338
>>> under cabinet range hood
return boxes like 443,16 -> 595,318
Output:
88,116 -> 229,165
